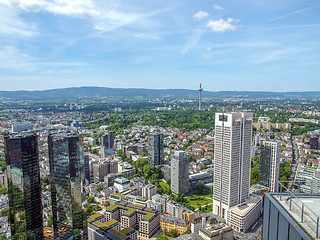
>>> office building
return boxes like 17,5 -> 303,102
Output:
263,192 -> 320,239
5,133 -> 43,239
259,140 -> 281,192
310,136 -> 319,150
48,133 -> 87,240
171,151 -> 189,195
148,132 -> 164,166
142,184 -> 157,199
212,112 -> 253,218
93,160 -> 118,183
101,133 -> 114,158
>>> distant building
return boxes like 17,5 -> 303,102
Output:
310,136 -> 319,150
66,119 -> 85,128
101,133 -> 114,158
11,122 -> 32,133
93,160 -> 118,183
259,140 -> 281,192
84,154 -> 90,184
48,133 -> 87,239
171,151 -> 189,195
5,133 -> 43,239
148,132 -> 164,166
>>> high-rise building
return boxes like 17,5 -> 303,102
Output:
148,132 -> 164,167
310,136 -> 319,150
171,151 -> 189,195
5,133 -> 43,240
259,140 -> 281,192
100,133 -> 114,158
213,112 -> 253,218
93,160 -> 118,183
48,133 -> 87,240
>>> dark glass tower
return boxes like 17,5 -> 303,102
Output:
259,145 -> 272,187
147,132 -> 164,167
5,133 -> 43,240
48,133 -> 87,240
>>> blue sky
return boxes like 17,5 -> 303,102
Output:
0,0 -> 320,91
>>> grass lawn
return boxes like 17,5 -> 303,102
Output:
159,181 -> 170,189
186,196 -> 212,210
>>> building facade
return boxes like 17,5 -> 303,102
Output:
171,151 -> 189,195
93,160 -> 118,183
48,133 -> 87,240
5,133 -> 43,240
212,112 -> 253,219
101,133 -> 114,158
148,132 -> 164,166
259,140 -> 281,192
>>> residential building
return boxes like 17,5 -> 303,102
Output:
93,160 -> 118,183
48,133 -> 87,240
148,132 -> 164,166
101,133 -> 114,158
259,140 -> 281,192
213,112 -> 253,218
160,215 -> 190,235
5,133 -> 43,239
142,184 -> 157,199
171,151 -> 189,195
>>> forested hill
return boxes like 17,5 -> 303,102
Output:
0,86 -> 319,99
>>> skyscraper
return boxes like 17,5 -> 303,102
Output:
213,112 -> 253,218
48,133 -> 87,240
148,132 -> 164,167
171,151 -> 189,195
100,133 -> 114,158
5,133 -> 43,240
259,140 -> 281,192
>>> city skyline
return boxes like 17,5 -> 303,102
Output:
0,0 -> 320,91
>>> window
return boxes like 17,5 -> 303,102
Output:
219,115 -> 228,122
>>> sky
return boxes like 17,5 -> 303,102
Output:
0,0 -> 320,92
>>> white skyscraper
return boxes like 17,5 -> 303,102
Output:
213,112 -> 253,218
259,140 -> 281,192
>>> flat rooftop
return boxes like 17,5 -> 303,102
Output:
273,193 -> 320,239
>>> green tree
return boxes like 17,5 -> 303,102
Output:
170,229 -> 179,238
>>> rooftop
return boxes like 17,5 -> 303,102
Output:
228,194 -> 262,216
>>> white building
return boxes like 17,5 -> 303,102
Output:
142,184 -> 157,199
11,122 -> 32,133
213,112 -> 253,219
114,177 -> 130,193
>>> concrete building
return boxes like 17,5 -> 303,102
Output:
171,151 -> 189,195
114,177 -> 131,193
198,224 -> 234,240
189,172 -> 213,191
310,136 -> 319,150
148,132 -> 164,166
142,184 -> 157,199
93,160 -> 118,183
163,164 -> 171,180
259,140 -> 281,192
101,133 -> 114,158
104,173 -> 117,187
263,192 -> 320,240
213,112 -> 253,218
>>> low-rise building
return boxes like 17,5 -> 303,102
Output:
160,215 -> 190,236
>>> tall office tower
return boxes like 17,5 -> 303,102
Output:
148,132 -> 164,167
171,151 -> 189,195
5,133 -> 43,240
48,133 -> 87,240
213,112 -> 253,218
259,140 -> 281,192
100,133 -> 114,158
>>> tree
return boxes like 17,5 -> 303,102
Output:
103,201 -> 110,208
97,184 -> 103,191
47,215 -> 53,227
86,195 -> 94,203
86,205 -> 94,215
170,229 -> 179,238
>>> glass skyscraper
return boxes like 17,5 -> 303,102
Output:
48,133 -> 87,240
5,133 -> 43,240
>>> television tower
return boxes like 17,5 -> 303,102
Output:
198,82 -> 203,110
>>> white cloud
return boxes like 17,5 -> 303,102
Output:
206,47 -> 212,51
193,10 -> 209,20
0,5 -> 37,37
213,4 -> 223,10
206,18 -> 239,32
0,46 -> 36,71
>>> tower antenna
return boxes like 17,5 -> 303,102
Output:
198,82 -> 203,110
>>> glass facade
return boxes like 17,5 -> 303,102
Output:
48,133 -> 87,240
259,145 -> 271,187
5,133 -> 43,240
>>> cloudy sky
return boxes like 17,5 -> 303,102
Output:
0,0 -> 320,91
